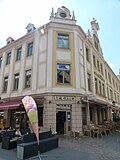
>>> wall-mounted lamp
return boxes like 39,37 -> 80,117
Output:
40,28 -> 45,34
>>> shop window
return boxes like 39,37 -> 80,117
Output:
16,47 -> 22,61
57,34 -> 69,49
6,52 -> 11,65
3,76 -> 8,92
27,42 -> 33,56
25,69 -> 31,88
38,107 -> 43,126
57,64 -> 70,84
13,73 -> 19,90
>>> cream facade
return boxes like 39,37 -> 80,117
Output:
0,6 -> 120,134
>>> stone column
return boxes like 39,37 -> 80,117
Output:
43,102 -> 56,134
71,103 -> 82,134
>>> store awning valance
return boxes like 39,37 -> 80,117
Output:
0,100 -> 22,110
112,106 -> 120,111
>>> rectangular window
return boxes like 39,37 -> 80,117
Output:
99,81 -> 102,95
114,93 -> 116,102
97,60 -> 100,71
87,73 -> 91,91
107,87 -> 109,100
13,73 -> 19,90
16,48 -> 22,61
108,73 -> 111,83
6,52 -> 11,65
94,34 -> 99,51
25,69 -> 31,88
57,64 -> 70,84
105,69 -> 107,80
110,89 -> 113,100
0,57 -> 2,68
93,55 -> 96,67
102,83 -> 105,96
27,42 -> 33,56
112,79 -> 115,87
57,34 -> 69,49
100,64 -> 103,74
86,47 -> 90,61
95,78 -> 98,93
3,76 -> 8,92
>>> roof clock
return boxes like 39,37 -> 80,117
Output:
60,12 -> 67,18
49,6 -> 76,24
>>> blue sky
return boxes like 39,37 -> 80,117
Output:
0,0 -> 120,75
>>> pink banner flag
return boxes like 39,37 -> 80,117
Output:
22,96 -> 39,144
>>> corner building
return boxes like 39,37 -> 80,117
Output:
0,6 -> 120,135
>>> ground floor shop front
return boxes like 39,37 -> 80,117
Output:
0,93 -> 115,135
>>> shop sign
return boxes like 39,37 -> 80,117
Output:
54,96 -> 75,101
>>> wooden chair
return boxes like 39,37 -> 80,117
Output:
92,127 -> 103,138
83,125 -> 91,137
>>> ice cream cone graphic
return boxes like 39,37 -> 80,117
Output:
22,96 -> 39,144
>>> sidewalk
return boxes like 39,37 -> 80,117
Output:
0,132 -> 120,160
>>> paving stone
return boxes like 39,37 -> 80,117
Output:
0,132 -> 120,160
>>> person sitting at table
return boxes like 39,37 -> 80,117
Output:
89,121 -> 96,137
15,127 -> 22,137
90,121 -> 95,130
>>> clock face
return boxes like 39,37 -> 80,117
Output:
60,12 -> 66,18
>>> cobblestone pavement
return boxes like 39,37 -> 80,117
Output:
0,132 -> 120,160
58,131 -> 120,160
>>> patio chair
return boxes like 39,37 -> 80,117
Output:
92,127 -> 103,138
83,125 -> 91,137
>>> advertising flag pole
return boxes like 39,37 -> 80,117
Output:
22,96 -> 42,160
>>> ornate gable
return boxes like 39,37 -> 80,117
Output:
50,6 -> 76,25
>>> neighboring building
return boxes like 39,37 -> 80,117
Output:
0,6 -> 120,134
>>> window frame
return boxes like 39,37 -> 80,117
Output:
57,34 -> 69,49
57,64 -> 71,84
86,47 -> 90,62
0,57 -> 2,68
25,69 -> 32,88
3,76 -> 8,92
13,73 -> 19,90
6,52 -> 11,65
87,73 -> 91,91
27,42 -> 33,56
16,47 -> 22,61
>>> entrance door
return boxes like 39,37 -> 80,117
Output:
56,111 -> 66,134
